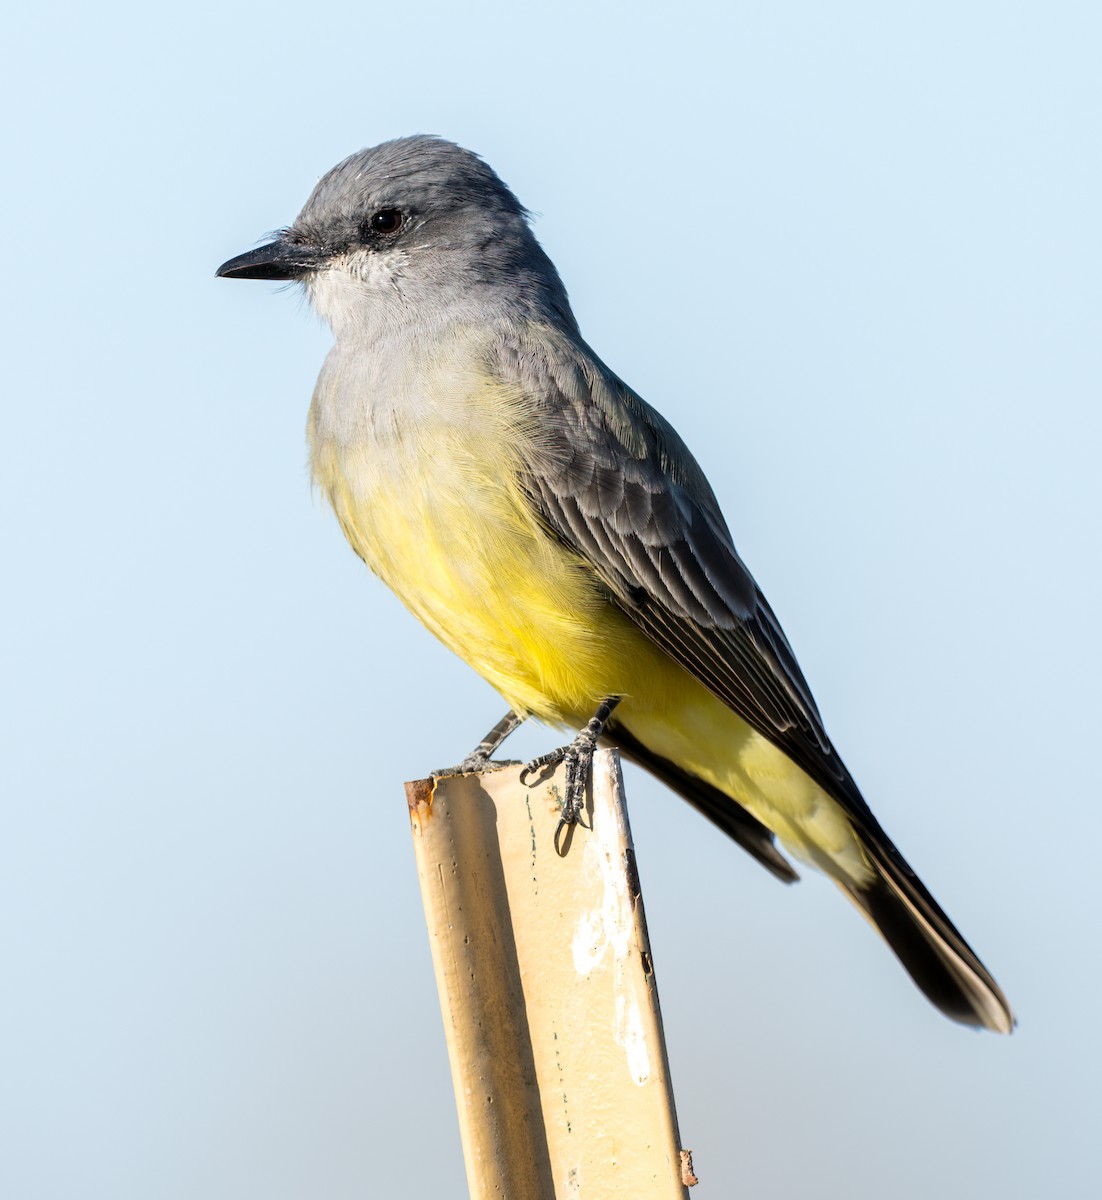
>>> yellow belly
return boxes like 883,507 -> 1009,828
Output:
313,437 -> 866,884
308,361 -> 868,885
311,414 -> 637,721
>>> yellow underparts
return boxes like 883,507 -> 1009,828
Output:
310,373 -> 871,887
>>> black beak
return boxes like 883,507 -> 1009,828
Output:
216,237 -> 322,281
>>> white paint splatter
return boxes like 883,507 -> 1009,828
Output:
571,759 -> 652,1085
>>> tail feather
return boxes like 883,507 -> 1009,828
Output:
609,721 -> 1013,1031
842,827 -> 1015,1033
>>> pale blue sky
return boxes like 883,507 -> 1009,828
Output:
2,2 -> 1099,1197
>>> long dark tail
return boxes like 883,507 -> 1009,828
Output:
842,824 -> 1014,1033
608,720 -> 1013,1033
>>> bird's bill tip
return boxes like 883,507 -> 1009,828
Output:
215,238 -> 319,281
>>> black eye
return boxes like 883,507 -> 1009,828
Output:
367,209 -> 403,236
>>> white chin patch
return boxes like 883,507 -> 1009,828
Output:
306,250 -> 406,331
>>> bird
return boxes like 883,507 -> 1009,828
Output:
217,135 -> 1013,1033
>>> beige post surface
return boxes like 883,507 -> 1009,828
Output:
407,749 -> 694,1200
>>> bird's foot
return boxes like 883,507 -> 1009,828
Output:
431,755 -> 523,779
520,697 -> 621,828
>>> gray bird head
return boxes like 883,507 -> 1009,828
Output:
217,136 -> 576,336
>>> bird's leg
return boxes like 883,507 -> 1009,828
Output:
459,709 -> 526,770
520,696 -> 621,827
434,709 -> 526,777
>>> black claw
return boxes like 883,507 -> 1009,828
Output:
520,697 -> 622,832
520,747 -> 566,785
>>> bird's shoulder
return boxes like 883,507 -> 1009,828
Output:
485,321 -> 757,624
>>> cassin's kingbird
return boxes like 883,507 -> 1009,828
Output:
217,136 -> 1013,1033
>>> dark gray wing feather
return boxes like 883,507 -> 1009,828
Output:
495,327 -> 873,823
